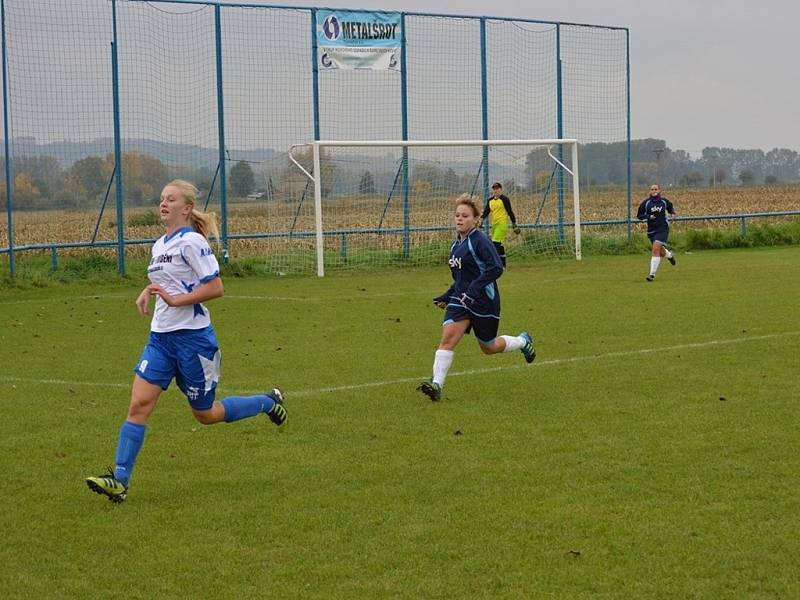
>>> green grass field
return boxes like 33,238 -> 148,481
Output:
1,247 -> 799,599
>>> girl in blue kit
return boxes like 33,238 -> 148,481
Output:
636,183 -> 677,282
418,194 -> 536,401
86,180 -> 287,503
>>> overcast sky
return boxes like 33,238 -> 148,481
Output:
228,0 -> 797,155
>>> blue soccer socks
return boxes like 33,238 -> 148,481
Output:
221,394 -> 276,423
113,421 -> 146,486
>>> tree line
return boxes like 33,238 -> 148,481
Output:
0,152 -> 247,212
576,139 -> 800,188
2,139 -> 799,212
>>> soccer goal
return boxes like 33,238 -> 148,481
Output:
267,139 -> 580,276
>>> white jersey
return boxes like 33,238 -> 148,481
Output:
146,227 -> 220,333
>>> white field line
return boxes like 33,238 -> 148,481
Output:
2,331 -> 798,397
291,330 -> 800,397
0,293 -> 131,306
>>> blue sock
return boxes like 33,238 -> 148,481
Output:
114,421 -> 146,486
221,394 -> 276,423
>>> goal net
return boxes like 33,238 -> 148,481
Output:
262,139 -> 580,276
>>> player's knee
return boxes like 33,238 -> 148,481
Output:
439,332 -> 460,349
438,339 -> 457,351
127,397 -> 154,421
191,410 -> 217,425
478,340 -> 499,354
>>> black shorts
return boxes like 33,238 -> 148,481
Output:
443,304 -> 500,345
648,229 -> 669,245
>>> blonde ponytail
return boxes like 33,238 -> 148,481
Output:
188,207 -> 220,243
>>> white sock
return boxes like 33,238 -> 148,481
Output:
432,349 -> 454,386
650,256 -> 661,276
665,248 -> 673,259
500,335 -> 525,352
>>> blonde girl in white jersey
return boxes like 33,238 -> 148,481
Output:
86,180 -> 287,503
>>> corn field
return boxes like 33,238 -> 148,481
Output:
1,185 -> 798,262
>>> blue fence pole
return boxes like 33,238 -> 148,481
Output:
400,13 -> 410,259
214,4 -> 228,263
1,0 -> 14,277
203,161 -> 219,211
555,24 -> 565,244
111,0 -> 126,276
311,9 -> 321,141
479,18 -> 490,207
625,29 -> 632,243
91,164 -> 117,244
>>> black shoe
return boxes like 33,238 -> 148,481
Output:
667,255 -> 676,266
417,380 -> 442,401
266,388 -> 287,426
519,331 -> 536,364
646,274 -> 655,282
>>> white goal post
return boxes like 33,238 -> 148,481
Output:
288,138 -> 581,276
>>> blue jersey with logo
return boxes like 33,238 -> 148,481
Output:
434,227 -> 504,318
637,195 -> 675,234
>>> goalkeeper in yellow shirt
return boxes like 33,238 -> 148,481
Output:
480,182 -> 520,267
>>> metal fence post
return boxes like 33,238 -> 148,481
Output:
214,4 -> 228,263
626,29 -> 632,243
400,12 -> 410,259
1,0 -> 14,277
480,18 -> 490,208
555,24 -> 565,244
111,0 -> 125,276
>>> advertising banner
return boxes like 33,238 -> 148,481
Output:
317,10 -> 402,71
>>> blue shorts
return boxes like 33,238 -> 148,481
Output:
443,304 -> 500,346
648,229 -> 669,245
134,326 -> 220,411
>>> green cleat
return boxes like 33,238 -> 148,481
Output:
266,388 -> 287,426
86,468 -> 128,503
418,380 -> 442,401
520,331 -> 536,364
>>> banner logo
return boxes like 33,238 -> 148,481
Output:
322,15 -> 341,41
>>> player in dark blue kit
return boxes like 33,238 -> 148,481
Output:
637,183 -> 677,282
418,194 -> 536,401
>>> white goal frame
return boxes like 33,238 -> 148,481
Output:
289,139 -> 581,276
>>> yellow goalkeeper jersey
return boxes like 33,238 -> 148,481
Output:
481,194 -> 517,225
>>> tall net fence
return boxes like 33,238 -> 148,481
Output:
0,0 -> 628,275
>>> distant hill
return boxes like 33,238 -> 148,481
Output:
5,137 -> 280,168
